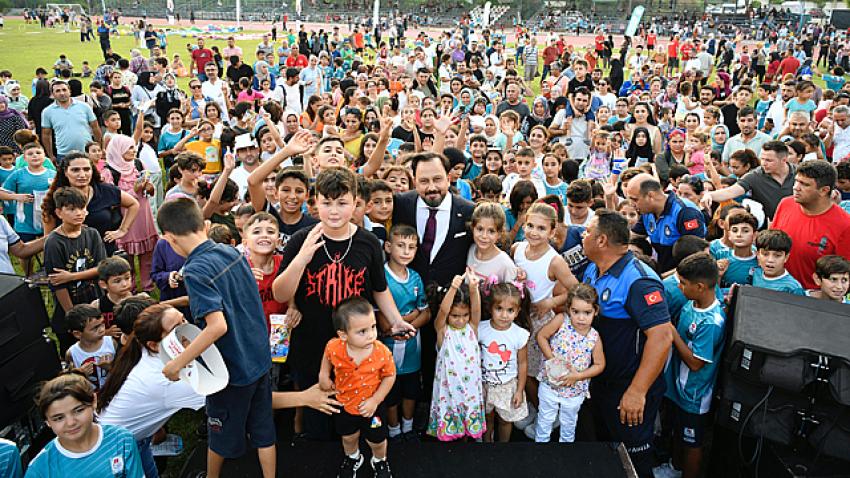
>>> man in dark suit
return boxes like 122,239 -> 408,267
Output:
392,151 -> 475,287
392,151 -> 474,421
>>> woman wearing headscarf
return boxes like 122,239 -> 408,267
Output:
104,135 -> 158,292
655,128 -> 688,183
625,126 -> 655,168
129,49 -> 148,74
483,114 -> 507,150
155,73 -> 184,124
454,88 -> 476,114
4,82 -> 29,115
0,96 -> 30,153
521,96 -> 551,139
608,57 -> 625,96
28,79 -> 53,138
299,55 -> 322,106
131,71 -> 164,129
709,124 -> 729,155
252,60 -> 277,92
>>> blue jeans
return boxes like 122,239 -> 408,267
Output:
137,436 -> 160,478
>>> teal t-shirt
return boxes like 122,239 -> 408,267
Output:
14,155 -> 56,171
380,264 -> 427,375
2,167 -> 56,235
665,300 -> 726,414
752,268 -> 805,296
24,424 -> 143,478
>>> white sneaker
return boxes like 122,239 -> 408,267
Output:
652,462 -> 682,478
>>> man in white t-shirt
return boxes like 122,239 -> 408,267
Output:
489,42 -> 506,80
765,80 -> 796,135
201,62 -> 230,121
229,134 -> 262,200
272,68 -> 303,114
829,105 -> 850,163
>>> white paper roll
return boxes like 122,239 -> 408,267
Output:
160,324 -> 230,396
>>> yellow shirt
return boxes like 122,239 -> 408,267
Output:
185,139 -> 221,174
344,134 -> 363,159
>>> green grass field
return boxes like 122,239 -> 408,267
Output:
0,18 -> 272,90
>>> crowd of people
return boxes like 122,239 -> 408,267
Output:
0,9 -> 849,478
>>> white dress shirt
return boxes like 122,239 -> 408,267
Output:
416,193 -> 452,263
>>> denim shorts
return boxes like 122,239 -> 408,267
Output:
206,372 -> 275,458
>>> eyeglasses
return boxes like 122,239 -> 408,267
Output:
190,84 -> 201,89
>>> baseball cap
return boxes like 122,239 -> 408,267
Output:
234,133 -> 257,150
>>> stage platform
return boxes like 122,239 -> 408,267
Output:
178,438 -> 638,477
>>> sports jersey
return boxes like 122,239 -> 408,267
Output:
0,438 -> 21,478
720,252 -> 758,290
708,239 -> 731,261
662,273 -> 725,324
25,424 -> 143,478
380,264 -> 427,375
665,300 -> 726,414
751,268 -> 805,296
2,167 -> 56,235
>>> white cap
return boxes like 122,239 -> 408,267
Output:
234,133 -> 256,150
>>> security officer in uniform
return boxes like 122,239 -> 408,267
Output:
582,210 -> 673,478
626,174 -> 706,273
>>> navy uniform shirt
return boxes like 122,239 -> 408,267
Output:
583,251 -> 670,391
632,193 -> 706,272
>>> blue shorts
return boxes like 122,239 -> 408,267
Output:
206,372 -> 275,458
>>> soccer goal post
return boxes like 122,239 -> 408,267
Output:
45,4 -> 89,16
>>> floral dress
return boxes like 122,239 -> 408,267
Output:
539,321 -> 599,399
428,323 -> 486,441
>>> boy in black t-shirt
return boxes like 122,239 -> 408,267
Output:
44,187 -> 107,353
247,140 -> 318,253
91,256 -> 133,339
567,59 -> 595,98
274,167 -> 415,440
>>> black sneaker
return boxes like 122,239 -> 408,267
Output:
372,458 -> 393,478
337,454 -> 364,478
402,430 -> 420,442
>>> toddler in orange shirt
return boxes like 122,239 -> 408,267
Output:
320,296 -> 396,478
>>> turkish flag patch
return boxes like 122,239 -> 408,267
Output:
684,219 -> 699,231
644,290 -> 663,306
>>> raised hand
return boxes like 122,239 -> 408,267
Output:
285,129 -> 314,157
294,224 -> 325,267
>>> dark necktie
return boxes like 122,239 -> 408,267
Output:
421,208 -> 438,264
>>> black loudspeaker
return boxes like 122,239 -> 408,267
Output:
716,286 -> 850,464
0,274 -> 61,428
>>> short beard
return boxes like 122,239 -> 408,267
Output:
422,193 -> 445,208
